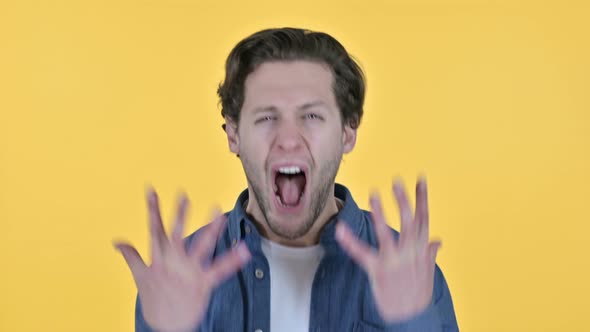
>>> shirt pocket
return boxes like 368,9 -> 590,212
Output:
352,320 -> 385,332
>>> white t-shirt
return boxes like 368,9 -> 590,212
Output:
260,237 -> 325,332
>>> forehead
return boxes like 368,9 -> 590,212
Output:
242,60 -> 336,111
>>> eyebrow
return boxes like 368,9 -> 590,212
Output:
252,105 -> 279,113
298,101 -> 328,110
252,101 -> 328,113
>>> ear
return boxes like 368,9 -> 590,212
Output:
224,116 -> 240,155
342,124 -> 357,154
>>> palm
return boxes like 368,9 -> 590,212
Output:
115,189 -> 251,332
336,178 -> 440,322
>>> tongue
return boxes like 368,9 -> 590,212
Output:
276,174 -> 305,206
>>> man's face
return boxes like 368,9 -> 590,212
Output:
226,60 -> 356,241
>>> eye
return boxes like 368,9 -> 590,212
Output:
255,115 -> 276,124
304,113 -> 323,120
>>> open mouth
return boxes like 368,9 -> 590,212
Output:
273,165 -> 307,208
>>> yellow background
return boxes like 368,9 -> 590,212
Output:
1,0 -> 589,331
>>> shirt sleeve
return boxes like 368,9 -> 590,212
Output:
383,264 -> 459,332
135,295 -> 206,332
135,295 -> 157,332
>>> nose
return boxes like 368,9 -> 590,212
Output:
275,118 -> 304,152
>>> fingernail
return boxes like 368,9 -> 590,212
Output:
393,177 -> 403,189
179,194 -> 189,208
418,175 -> 427,186
145,188 -> 156,204
177,191 -> 186,200
335,223 -> 346,239
215,212 -> 227,224
112,241 -> 122,251
210,206 -> 222,218
237,243 -> 251,261
369,191 -> 379,204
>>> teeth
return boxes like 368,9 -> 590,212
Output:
278,166 -> 302,174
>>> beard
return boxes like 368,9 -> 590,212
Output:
241,153 -> 342,240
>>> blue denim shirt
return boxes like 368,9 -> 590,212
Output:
136,184 -> 459,332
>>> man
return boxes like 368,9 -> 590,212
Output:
115,28 -> 459,332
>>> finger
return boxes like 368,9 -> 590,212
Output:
114,241 -> 148,283
188,211 -> 227,263
171,193 -> 189,248
335,222 -> 378,273
369,193 -> 396,253
146,188 -> 167,263
428,241 -> 442,263
206,242 -> 251,289
393,179 -> 416,248
415,177 -> 430,247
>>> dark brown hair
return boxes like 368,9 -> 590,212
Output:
218,27 -> 366,129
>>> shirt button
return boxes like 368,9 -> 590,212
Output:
245,225 -> 251,234
255,268 -> 264,279
254,329 -> 263,332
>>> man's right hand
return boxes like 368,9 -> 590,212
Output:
114,189 -> 251,332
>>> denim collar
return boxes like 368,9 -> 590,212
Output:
226,183 -> 366,253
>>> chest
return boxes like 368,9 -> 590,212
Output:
207,256 -> 386,332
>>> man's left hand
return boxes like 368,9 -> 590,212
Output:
335,177 -> 441,323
